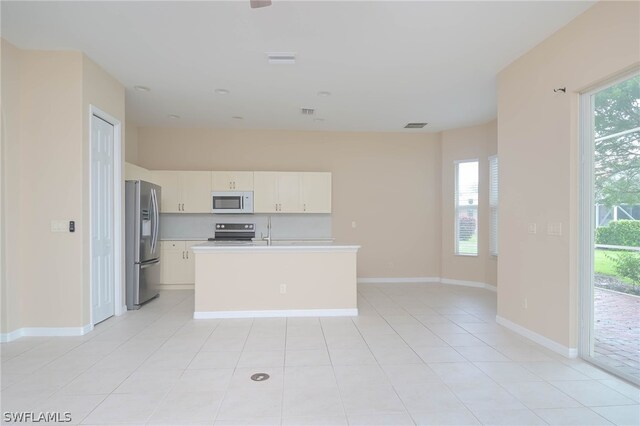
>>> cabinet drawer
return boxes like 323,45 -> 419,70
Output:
160,241 -> 184,251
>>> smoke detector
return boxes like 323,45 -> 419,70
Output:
404,122 -> 428,129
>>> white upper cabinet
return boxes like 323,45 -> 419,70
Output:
152,171 -> 211,213
254,171 -> 331,214
211,171 -> 254,191
152,171 -> 181,213
253,172 -> 280,213
300,172 -> 332,213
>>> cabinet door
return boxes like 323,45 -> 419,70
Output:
277,172 -> 302,213
253,172 -> 279,213
180,171 -> 212,213
184,241 -> 201,284
160,241 -> 187,284
152,171 -> 181,213
231,172 -> 254,191
212,171 -> 254,191
300,172 -> 331,213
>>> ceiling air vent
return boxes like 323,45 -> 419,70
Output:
404,122 -> 428,129
301,108 -> 315,116
266,52 -> 296,65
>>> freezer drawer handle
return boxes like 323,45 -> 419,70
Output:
140,259 -> 160,269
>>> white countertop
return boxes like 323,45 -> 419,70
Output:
192,240 -> 360,253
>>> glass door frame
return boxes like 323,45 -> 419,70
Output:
578,69 -> 640,385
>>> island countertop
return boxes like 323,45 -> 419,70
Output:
191,240 -> 360,253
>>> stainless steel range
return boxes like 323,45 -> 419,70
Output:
208,223 -> 256,241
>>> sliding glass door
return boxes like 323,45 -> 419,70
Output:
580,72 -> 640,385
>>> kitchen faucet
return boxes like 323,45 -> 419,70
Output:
261,216 -> 273,246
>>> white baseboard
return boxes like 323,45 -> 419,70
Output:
159,284 -> 195,290
357,276 -> 496,292
357,277 -> 440,284
440,278 -> 497,292
194,308 -> 358,319
0,323 -> 94,342
495,315 -> 577,358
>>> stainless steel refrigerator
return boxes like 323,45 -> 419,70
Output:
125,180 -> 161,310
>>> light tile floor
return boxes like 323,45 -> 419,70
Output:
1,284 -> 639,425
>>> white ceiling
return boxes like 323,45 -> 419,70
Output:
2,1 -> 594,132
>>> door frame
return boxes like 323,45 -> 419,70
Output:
578,69 -> 640,383
89,105 -> 123,325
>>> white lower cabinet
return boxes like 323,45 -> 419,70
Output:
160,240 -> 201,286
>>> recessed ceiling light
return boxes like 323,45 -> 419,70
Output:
168,114 -> 180,119
266,52 -> 296,65
232,116 -> 243,120
404,122 -> 428,129
215,89 -> 230,95
317,91 -> 331,97
134,85 -> 151,92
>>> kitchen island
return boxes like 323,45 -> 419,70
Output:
191,241 -> 360,318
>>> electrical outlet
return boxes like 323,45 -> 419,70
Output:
351,221 -> 357,229
528,223 -> 537,234
280,284 -> 286,294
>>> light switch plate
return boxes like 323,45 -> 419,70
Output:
528,223 -> 537,234
51,220 -> 67,232
547,222 -> 562,236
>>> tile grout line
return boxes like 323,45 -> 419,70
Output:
318,316 -> 349,425
211,317 -> 254,425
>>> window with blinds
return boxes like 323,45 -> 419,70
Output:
455,160 -> 479,256
489,155 -> 498,256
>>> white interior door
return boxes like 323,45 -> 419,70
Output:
91,114 -> 115,324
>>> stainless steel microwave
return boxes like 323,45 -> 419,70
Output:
212,191 -> 254,214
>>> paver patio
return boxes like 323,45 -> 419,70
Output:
594,287 -> 640,382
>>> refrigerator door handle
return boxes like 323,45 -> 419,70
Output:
150,188 -> 159,254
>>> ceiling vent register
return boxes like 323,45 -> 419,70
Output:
301,108 -> 315,116
404,123 -> 428,129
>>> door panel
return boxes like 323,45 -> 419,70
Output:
181,171 -> 211,213
254,172 -> 279,213
300,172 -> 331,213
277,172 -> 301,212
160,243 -> 186,284
91,115 -> 115,324
152,171 -> 180,213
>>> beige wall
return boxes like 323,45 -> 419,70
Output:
1,39 -> 22,333
1,40 -> 125,333
125,121 -> 139,164
441,120 -> 497,286
19,49 -> 84,328
138,128 -> 442,279
497,1 -> 639,348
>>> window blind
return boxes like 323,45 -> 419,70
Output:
489,155 -> 499,256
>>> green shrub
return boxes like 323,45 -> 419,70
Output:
459,216 -> 476,241
596,220 -> 640,247
611,251 -> 640,285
